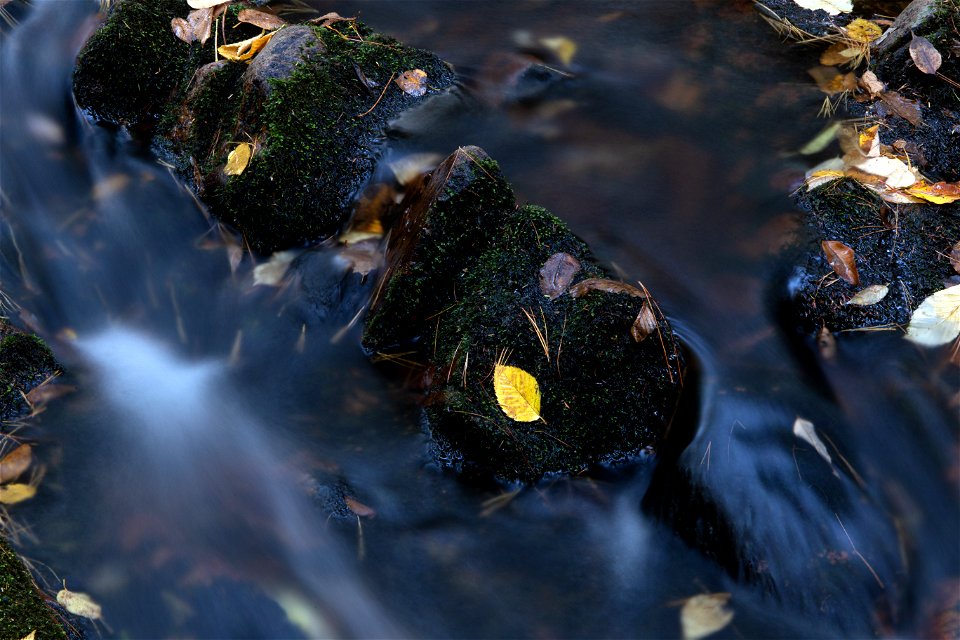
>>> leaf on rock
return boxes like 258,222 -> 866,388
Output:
224,142 -> 252,176
792,0 -> 852,14
187,6 -> 221,46
539,36 -> 577,65
905,284 -> 960,347
171,17 -> 194,43
0,483 -> 36,505
493,363 -> 542,423
539,252 -> 581,299
568,278 -> 647,299
858,70 -> 885,95
904,181 -> 960,204
909,32 -> 942,75
793,417 -> 833,465
879,91 -> 923,126
237,9 -> 286,31
845,18 -> 883,43
631,303 -> 658,343
395,69 -> 428,97
187,0 -> 228,8
0,444 -> 31,484
849,155 -> 918,188
821,240 -> 859,285
806,169 -> 845,190
680,593 -> 734,640
951,240 -> 960,275
56,587 -> 103,620
218,31 -> 276,62
845,284 -> 888,306
309,12 -> 355,28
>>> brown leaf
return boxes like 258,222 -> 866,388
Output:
568,278 -> 647,299
25,382 -> 75,407
309,12 -> 354,28
344,496 -> 376,518
539,252 -> 581,299
879,91 -> 923,126
821,240 -> 859,285
858,70 -> 885,95
951,240 -> 960,275
631,303 -> 658,343
0,444 -> 31,484
187,7 -> 220,46
171,17 -> 195,43
909,32 -> 942,75
395,69 -> 428,97
237,9 -> 286,31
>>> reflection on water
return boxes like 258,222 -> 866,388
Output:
0,0 -> 957,638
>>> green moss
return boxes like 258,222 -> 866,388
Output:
0,538 -> 66,639
0,332 -> 58,421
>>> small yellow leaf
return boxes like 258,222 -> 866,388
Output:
631,303 -> 658,343
845,18 -> 883,43
0,483 -> 36,505
680,592 -> 734,640
218,31 -> 276,62
224,142 -> 252,176
56,587 -> 102,620
857,124 -> 880,157
19,631 -> 36,640
904,181 -> 960,204
395,69 -> 428,97
906,285 -> 960,347
845,284 -> 889,306
539,36 -> 577,65
493,363 -> 541,422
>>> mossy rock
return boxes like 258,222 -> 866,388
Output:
0,537 -> 67,640
0,323 -> 59,421
74,1 -> 457,252
364,147 -> 685,482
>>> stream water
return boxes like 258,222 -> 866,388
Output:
1,0 -> 957,638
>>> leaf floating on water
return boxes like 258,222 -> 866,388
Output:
253,250 -> 298,286
224,142 -> 252,176
680,592 -> 734,640
905,285 -> 960,347
237,9 -> 286,31
845,284 -> 888,306
218,31 -> 276,62
904,181 -> 960,205
798,122 -> 841,155
539,36 -> 577,65
792,0 -> 852,15
821,240 -> 859,286
56,587 -> 103,620
0,444 -> 31,484
568,278 -> 647,299
909,32 -> 942,75
950,241 -> 960,275
0,483 -> 36,505
539,252 -> 581,299
631,303 -> 658,343
493,363 -> 542,423
844,18 -> 883,43
388,153 -> 442,186
395,69 -> 428,97
858,70 -> 885,96
792,417 -> 833,466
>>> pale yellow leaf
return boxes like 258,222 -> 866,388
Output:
539,36 -> 577,65
845,284 -> 888,306
850,155 -> 918,188
493,363 -> 541,422
681,593 -> 734,640
224,142 -> 252,176
798,122 -> 841,155
793,417 -> 833,465
904,181 -> 960,204
187,0 -> 228,8
56,588 -> 102,620
218,31 -> 276,62
905,285 -> 960,347
792,0 -> 852,15
19,631 -> 36,640
0,483 -> 36,505
806,170 -> 844,190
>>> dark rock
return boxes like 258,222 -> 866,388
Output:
363,147 -> 685,482
0,322 -> 59,421
242,25 -> 323,98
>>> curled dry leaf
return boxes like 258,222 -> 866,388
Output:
680,592 -> 734,640
821,240 -> 859,286
218,31 -> 276,62
905,284 -> 960,347
844,18 -> 882,43
806,169 -> 845,191
793,417 -> 833,465
857,125 -> 880,157
388,153 -> 442,186
879,91 -> 923,126
0,483 -> 36,505
171,17 -> 194,43
56,587 -> 103,620
539,252 -> 581,299
309,12 -> 354,28
395,69 -> 428,97
858,70 -> 885,95
909,32 -> 942,75
904,181 -> 960,205
845,284 -> 889,306
187,6 -> 220,46
0,444 -> 31,484
237,9 -> 286,31
493,363 -> 542,423
224,142 -> 252,176
631,303 -> 658,343
568,278 -> 646,299
950,240 -> 960,275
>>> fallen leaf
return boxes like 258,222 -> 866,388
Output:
334,241 -> 382,277
395,69 -> 428,97
631,303 -> 658,343
0,444 -> 31,484
237,9 -> 286,31
879,91 -> 923,126
187,6 -> 219,46
793,417 -> 833,465
224,142 -> 252,176
844,18 -> 883,43
798,122 -> 841,155
808,66 -> 846,95
56,587 -> 102,620
857,125 -> 880,157
19,631 -> 35,640
817,326 -> 837,361
218,31 -> 276,62
792,0 -> 852,15
539,252 -> 581,299
905,284 -> 960,347
845,284 -> 888,306
253,250 -> 299,286
806,169 -> 845,190
909,32 -> 942,75
345,496 -> 376,518
821,240 -> 859,286
338,230 -> 382,245
849,155 -> 918,188
904,181 -> 960,204
858,70 -> 885,95
0,483 -> 36,505
951,241 -> 960,275
568,278 -> 647,299
187,0 -> 228,8
171,17 -> 194,43
308,12 -> 354,28
388,153 -> 442,186
539,36 -> 577,65
680,593 -> 734,640
493,363 -> 542,422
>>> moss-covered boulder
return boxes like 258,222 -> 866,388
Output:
0,323 -> 59,421
74,1 -> 457,252
364,147 -> 685,482
0,537 -> 67,640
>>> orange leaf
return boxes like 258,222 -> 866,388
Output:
0,444 -> 31,484
821,240 -> 859,285
395,69 -> 428,97
904,181 -> 960,205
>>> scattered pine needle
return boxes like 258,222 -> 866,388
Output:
356,72 -> 395,117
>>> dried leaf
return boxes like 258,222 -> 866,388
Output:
568,278 -> 647,299
806,169 -> 845,190
0,483 -> 36,505
539,253 -> 581,299
858,70 -> 885,95
845,284 -> 889,306
253,250 -> 298,286
820,42 -> 857,66
680,593 -> 734,640
631,304 -> 658,343
338,230 -> 381,245
539,36 -> 577,65
951,240 -> 960,275
845,18 -> 883,43
821,240 -> 859,286
187,0 -> 228,8
857,125 -> 880,157
0,444 -> 31,484
395,69 -> 428,97
798,122 -> 841,155
808,66 -> 845,95
56,587 -> 102,620
493,363 -> 542,422
309,12 -> 354,28
171,17 -> 194,43
344,496 -> 376,518
334,241 -> 382,277
909,32 -> 942,75
187,7 -> 217,46
224,142 -> 252,176
879,91 -> 923,126
849,155 -> 918,188
237,9 -> 286,31
218,31 -> 276,62
388,153 -> 442,186
904,181 -> 960,204
793,417 -> 833,465
817,326 -> 837,361
905,284 -> 960,347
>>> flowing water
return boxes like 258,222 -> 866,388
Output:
1,1 -> 957,638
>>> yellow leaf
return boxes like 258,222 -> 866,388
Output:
680,593 -> 734,640
845,18 -> 883,43
19,631 -> 36,640
857,125 -> 879,157
904,180 -> 960,204
0,483 -> 36,505
0,444 -> 32,484
539,36 -> 577,65
56,587 -> 103,620
224,142 -> 252,176
493,363 -> 541,422
218,30 -> 276,62
906,285 -> 960,347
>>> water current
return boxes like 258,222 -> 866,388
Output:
0,1 -> 957,637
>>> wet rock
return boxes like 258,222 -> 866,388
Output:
363,146 -> 685,482
73,1 -> 457,252
0,321 -> 59,421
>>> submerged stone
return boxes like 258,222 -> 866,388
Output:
363,147 -> 685,482
73,1 -> 457,252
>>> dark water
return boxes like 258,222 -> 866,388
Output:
1,0 -> 957,638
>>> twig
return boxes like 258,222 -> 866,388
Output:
356,72 -> 395,117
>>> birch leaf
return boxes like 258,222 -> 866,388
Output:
56,588 -> 103,620
224,143 -> 252,176
845,284 -> 888,306
539,252 -> 581,299
792,0 -> 852,15
0,483 -> 36,505
792,417 -> 832,465
909,32 -> 942,75
493,364 -> 542,422
0,444 -> 31,484
680,593 -> 734,640
905,285 -> 960,347
821,240 -> 859,286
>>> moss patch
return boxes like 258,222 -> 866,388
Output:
0,538 -> 66,640
0,329 -> 59,421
